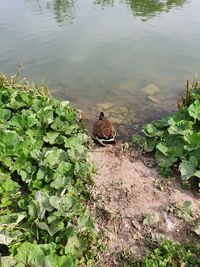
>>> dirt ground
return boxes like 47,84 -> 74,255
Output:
89,144 -> 200,266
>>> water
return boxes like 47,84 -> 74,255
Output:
1,0 -> 200,138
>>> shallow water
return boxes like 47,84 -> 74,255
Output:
1,0 -> 200,138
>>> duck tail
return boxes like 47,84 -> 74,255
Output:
99,112 -> 104,120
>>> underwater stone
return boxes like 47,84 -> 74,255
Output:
143,84 -> 160,95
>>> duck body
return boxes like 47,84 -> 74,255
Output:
93,112 -> 116,146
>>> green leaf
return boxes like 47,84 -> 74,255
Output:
0,256 -> 16,267
43,132 -> 60,144
68,144 -> 88,162
49,194 -> 74,214
9,110 -> 38,131
0,228 -> 23,245
0,213 -> 26,227
44,148 -> 68,168
192,223 -> 200,236
143,124 -> 164,137
156,142 -> 168,156
168,120 -> 194,135
77,209 -> 94,230
132,134 -> 146,146
36,220 -> 64,236
179,156 -> 200,181
184,133 -> 200,151
0,109 -> 11,122
188,100 -> 200,120
36,106 -> 54,124
0,129 -> 22,147
50,175 -> 72,190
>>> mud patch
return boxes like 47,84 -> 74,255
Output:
89,146 -> 200,266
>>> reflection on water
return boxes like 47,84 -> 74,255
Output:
36,0 -> 188,23
0,0 -> 200,139
46,0 -> 76,24
126,0 -> 187,20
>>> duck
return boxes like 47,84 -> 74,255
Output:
92,112 -> 116,146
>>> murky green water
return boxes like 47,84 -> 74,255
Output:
1,0 -> 200,138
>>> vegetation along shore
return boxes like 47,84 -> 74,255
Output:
0,71 -> 200,266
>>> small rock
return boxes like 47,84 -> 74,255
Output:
132,219 -> 141,230
97,102 -> 115,110
148,95 -> 160,104
143,84 -> 160,95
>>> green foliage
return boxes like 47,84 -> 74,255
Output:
0,84 -> 96,266
116,239 -> 200,267
132,82 -> 200,190
141,239 -> 200,266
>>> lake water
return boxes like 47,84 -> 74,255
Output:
1,0 -> 200,138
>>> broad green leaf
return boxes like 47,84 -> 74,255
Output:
43,132 -> 60,144
0,228 -> 23,245
132,134 -> 146,145
191,88 -> 200,100
192,223 -> 200,236
0,213 -> 26,227
49,194 -> 74,214
0,177 -> 20,195
184,133 -> 200,151
68,144 -> 88,162
9,110 -> 38,131
36,220 -> 64,236
44,148 -> 68,168
0,256 -> 16,267
155,150 -> 177,168
50,175 -> 72,190
0,129 -> 22,147
143,124 -> 164,137
156,142 -> 168,156
77,209 -> 94,230
179,156 -> 200,181
188,100 -> 200,120
0,109 -> 11,122
168,120 -> 194,135
30,149 -> 45,162
36,106 -> 54,124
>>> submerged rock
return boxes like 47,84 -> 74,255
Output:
142,83 -> 160,95
97,102 -> 115,110
148,95 -> 160,104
